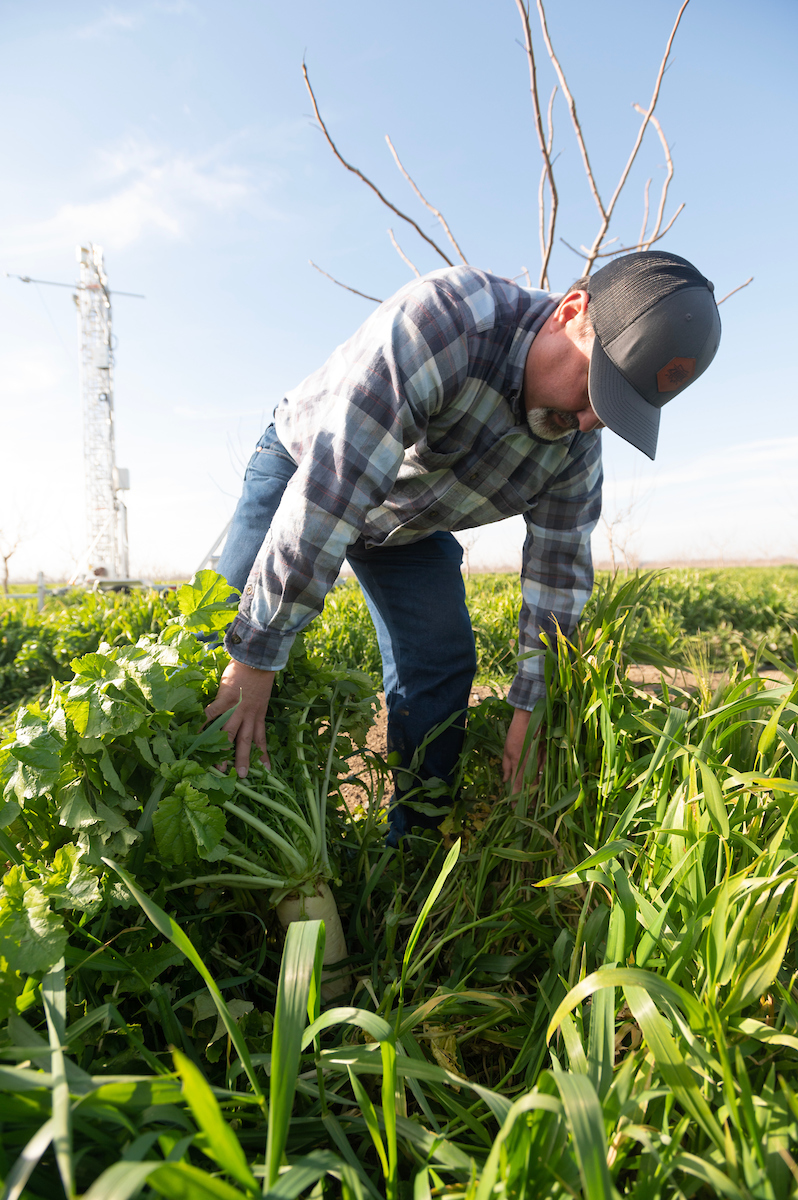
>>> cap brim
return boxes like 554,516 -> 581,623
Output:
588,338 -> 660,460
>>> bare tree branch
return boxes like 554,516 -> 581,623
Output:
533,0 -> 605,225
560,199 -> 685,262
387,228 -> 421,276
0,530 -> 23,595
638,177 -> 652,249
716,276 -> 753,305
535,86 -> 558,288
560,236 -> 611,259
633,106 -> 676,247
588,203 -> 685,258
309,261 -> 382,304
385,136 -> 468,264
583,0 -> 691,268
302,61 -> 454,267
515,0 -> 559,288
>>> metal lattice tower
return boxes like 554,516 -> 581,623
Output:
75,244 -> 129,578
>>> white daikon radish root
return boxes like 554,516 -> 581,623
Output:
276,880 -> 351,1002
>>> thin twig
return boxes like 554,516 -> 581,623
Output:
385,136 -> 467,264
302,61 -> 454,267
633,105 -> 676,247
515,0 -> 559,287
583,0 -> 691,267
534,0 -> 604,224
560,202 -> 685,261
535,86 -> 558,288
638,178 -> 652,249
388,228 -> 421,276
591,204 -> 685,257
309,261 -> 382,303
716,276 -> 753,305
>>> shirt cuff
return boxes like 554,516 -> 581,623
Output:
506,673 -> 546,711
223,614 -> 295,672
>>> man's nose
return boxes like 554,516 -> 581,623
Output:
578,408 -> 604,432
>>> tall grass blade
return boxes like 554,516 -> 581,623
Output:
102,858 -> 264,1099
401,838 -> 461,986
610,707 -> 688,840
41,957 -> 74,1200
172,1049 -> 258,1194
81,1162 -> 166,1200
380,1037 -> 399,1200
721,881 -> 798,1016
553,1072 -> 613,1200
148,1161 -> 250,1198
697,758 -> 730,839
262,1151 -> 367,1200
668,1153 -> 747,1199
587,894 -> 625,1099
302,1006 -> 393,1049
346,1066 -> 388,1174
0,1117 -> 55,1200
623,984 -> 725,1150
321,1113 -> 383,1200
547,966 -> 706,1039
474,1093 -> 562,1200
265,918 -> 325,1191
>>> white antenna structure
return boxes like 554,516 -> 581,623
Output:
8,246 -> 144,583
75,244 -> 130,579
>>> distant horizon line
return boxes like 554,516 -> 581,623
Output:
4,556 -> 797,588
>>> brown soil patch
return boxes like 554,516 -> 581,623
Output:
337,685 -> 504,813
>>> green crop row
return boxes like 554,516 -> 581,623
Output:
304,565 -> 798,684
3,566 -> 795,715
0,590 -> 177,713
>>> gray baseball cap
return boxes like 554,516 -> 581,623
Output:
586,251 -> 722,459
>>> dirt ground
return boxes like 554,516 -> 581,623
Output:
338,684 -> 501,813
337,665 -> 791,812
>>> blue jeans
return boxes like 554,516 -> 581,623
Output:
217,425 -> 477,844
216,424 -> 299,592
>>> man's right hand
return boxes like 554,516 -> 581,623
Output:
204,659 -> 276,778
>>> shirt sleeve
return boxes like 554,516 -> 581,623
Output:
224,279 -> 472,670
507,431 -> 603,710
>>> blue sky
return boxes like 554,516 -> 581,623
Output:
1,0 -> 796,579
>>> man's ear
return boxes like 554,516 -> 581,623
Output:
554,289 -> 590,326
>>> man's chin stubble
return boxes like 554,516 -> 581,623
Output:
525,408 -> 580,441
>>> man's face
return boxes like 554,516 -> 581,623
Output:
523,291 -> 603,439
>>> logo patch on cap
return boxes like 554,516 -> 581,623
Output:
657,356 -> 696,392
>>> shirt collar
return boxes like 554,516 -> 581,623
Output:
505,292 -> 561,422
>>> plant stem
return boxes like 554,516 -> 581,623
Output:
222,800 -> 308,876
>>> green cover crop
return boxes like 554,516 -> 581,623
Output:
2,569 -> 798,1198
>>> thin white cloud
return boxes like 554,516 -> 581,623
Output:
609,438 -> 798,497
74,1 -> 198,40
1,137 -> 254,257
74,8 -> 144,39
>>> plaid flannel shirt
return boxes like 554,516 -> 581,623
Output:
225,266 -> 603,709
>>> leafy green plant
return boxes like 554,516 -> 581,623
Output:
0,571 -> 378,1019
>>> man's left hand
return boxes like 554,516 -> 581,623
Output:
502,707 -> 540,792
